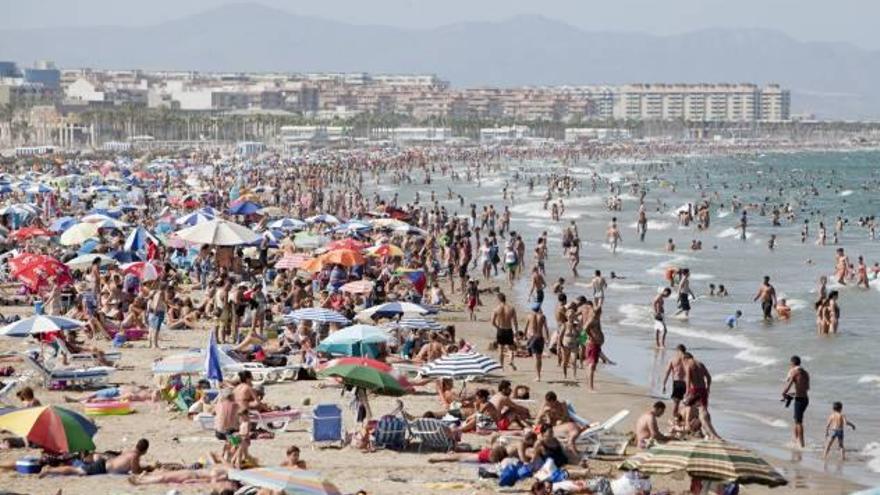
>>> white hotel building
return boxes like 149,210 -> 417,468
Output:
612,84 -> 790,122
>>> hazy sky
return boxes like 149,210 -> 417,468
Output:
4,0 -> 879,50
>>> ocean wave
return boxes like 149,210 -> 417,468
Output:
600,244 -> 668,257
839,190 -> 854,196
862,442 -> 880,473
616,303 -> 778,366
627,220 -> 674,231
858,375 -> 880,387
716,227 -> 753,239
726,410 -> 788,429
717,211 -> 731,218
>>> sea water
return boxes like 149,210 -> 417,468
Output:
380,150 -> 880,485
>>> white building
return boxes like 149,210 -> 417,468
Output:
390,127 -> 450,144
564,128 -> 631,143
480,126 -> 530,143
65,78 -> 105,103
612,84 -> 791,122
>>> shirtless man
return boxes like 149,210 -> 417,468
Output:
490,380 -> 532,429
637,204 -> 648,242
682,352 -> 721,440
40,438 -> 149,477
653,288 -> 671,348
753,275 -> 777,322
535,391 -> 585,454
635,402 -> 670,449
782,355 -> 810,448
590,270 -> 607,307
661,344 -> 688,418
415,333 -> 445,363
524,303 -> 549,381
233,370 -> 262,411
675,269 -> 695,318
834,248 -> 849,285
528,266 -> 546,308
491,293 -> 518,371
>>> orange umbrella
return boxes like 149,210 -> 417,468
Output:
321,249 -> 365,267
366,244 -> 404,258
300,257 -> 325,273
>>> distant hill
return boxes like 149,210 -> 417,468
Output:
1,2 -> 879,119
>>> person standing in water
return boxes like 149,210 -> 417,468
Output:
653,288 -> 671,348
782,355 -> 810,449
753,275 -> 777,322
637,203 -> 648,242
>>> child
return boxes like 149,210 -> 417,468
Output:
229,410 -> 252,468
823,401 -> 856,460
725,311 -> 742,329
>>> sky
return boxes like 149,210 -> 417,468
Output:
3,0 -> 879,50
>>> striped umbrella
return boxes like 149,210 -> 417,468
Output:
275,253 -> 309,270
619,440 -> 787,487
269,218 -> 307,231
420,351 -> 502,379
356,301 -> 430,321
283,308 -> 350,325
0,315 -> 85,337
228,467 -> 341,495
339,279 -> 374,294
124,226 -> 161,252
176,211 -> 215,227
0,406 -> 97,453
396,316 -> 445,331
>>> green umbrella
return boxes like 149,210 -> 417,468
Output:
318,363 -> 407,396
0,405 -> 97,453
619,440 -> 787,487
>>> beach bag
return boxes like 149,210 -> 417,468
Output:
498,461 -> 522,487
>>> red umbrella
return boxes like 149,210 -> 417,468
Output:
10,254 -> 73,291
327,239 -> 368,251
121,261 -> 162,281
319,357 -> 392,373
9,227 -> 53,242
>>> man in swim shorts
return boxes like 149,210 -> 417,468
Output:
491,293 -> 518,371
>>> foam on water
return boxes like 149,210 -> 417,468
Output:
627,221 -> 674,231
726,410 -> 789,429
785,298 -> 809,311
858,375 -> 880,387
600,244 -> 668,257
839,190 -> 855,196
716,227 -> 753,239
617,304 -> 777,366
717,211 -> 731,218
509,201 -> 548,218
862,442 -> 880,473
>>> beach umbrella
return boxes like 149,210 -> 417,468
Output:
60,222 -> 100,246
305,214 -> 340,225
283,308 -> 350,325
339,279 -> 374,295
227,467 -> 342,495
275,253 -> 308,270
356,301 -> 430,321
205,333 -> 224,383
121,261 -> 162,282
0,203 -> 39,216
420,351 -> 502,379
330,220 -> 371,234
619,440 -> 788,487
366,244 -> 404,258
369,218 -> 407,229
320,249 -> 365,267
151,348 -> 238,374
176,211 -> 215,227
0,406 -> 97,453
293,231 -> 325,249
394,224 -> 427,236
299,257 -> 326,273
8,227 -> 53,242
227,201 -> 262,216
81,213 -> 117,224
10,254 -> 73,290
124,226 -> 162,252
0,315 -> 85,337
316,324 -> 389,357
49,216 -> 77,233
175,219 -> 260,246
25,183 -> 54,194
327,238 -> 368,251
269,218 -> 307,231
65,253 -> 117,271
318,363 -> 407,396
394,268 -> 427,293
318,357 -> 392,373
396,316 -> 445,331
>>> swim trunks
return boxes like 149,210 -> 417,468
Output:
585,342 -> 601,365
684,386 -> 709,408
793,397 -> 809,424
527,336 -> 545,355
761,300 -> 773,319
73,458 -> 107,476
671,380 -> 686,401
95,387 -> 120,400
829,428 -> 844,442
496,328 -> 514,347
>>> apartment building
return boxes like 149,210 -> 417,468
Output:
612,84 -> 790,122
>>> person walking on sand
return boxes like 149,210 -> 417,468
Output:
491,293 -> 518,371
584,301 -> 605,392
753,275 -> 777,321
782,355 -> 810,449
524,302 -> 549,381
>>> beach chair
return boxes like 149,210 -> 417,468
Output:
311,404 -> 343,447
408,418 -> 456,453
20,353 -> 113,389
251,409 -> 302,432
574,409 -> 631,458
372,415 -> 408,450
53,339 -> 121,366
0,377 -> 21,405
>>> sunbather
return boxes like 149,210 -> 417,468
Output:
64,385 -> 156,404
39,438 -> 149,477
535,391 -> 586,454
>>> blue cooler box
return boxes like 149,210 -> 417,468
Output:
16,456 -> 42,474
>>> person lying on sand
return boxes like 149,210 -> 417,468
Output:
39,439 -> 149,477
64,385 -> 156,404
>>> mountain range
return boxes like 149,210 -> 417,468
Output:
1,2 -> 879,119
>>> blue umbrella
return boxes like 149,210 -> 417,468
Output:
88,208 -> 121,219
205,333 -> 224,383
228,201 -> 262,216
49,216 -> 77,233
316,324 -> 390,357
176,211 -> 215,227
268,218 -> 307,231
283,308 -> 350,325
124,226 -> 161,252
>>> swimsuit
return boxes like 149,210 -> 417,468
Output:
585,342 -> 601,365
671,380 -> 686,401
793,397 -> 809,424
496,328 -> 514,346
73,458 -> 107,476
685,385 -> 709,408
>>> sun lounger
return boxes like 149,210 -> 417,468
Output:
574,409 -> 630,458
20,353 -> 113,389
408,418 -> 456,453
373,415 -> 408,450
53,339 -> 121,365
251,409 -> 302,431
0,377 -> 21,405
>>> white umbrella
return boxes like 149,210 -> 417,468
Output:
174,219 -> 260,246
0,315 -> 85,337
60,222 -> 100,246
65,254 -> 117,270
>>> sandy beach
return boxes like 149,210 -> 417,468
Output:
0,291 -> 863,495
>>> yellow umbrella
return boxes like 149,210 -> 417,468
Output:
59,222 -> 100,246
